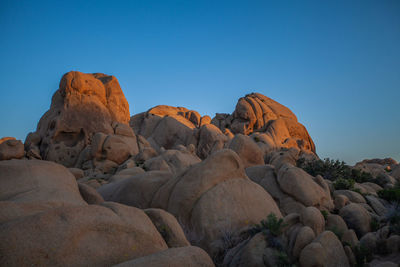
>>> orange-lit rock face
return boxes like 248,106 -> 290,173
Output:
130,105 -> 212,151
36,71 -> 131,167
212,93 -> 315,153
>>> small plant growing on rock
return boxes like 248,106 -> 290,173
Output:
274,251 -> 295,267
250,213 -> 286,237
249,213 -> 287,252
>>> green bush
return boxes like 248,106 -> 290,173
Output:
274,251 -> 295,267
297,158 -> 374,184
251,213 -> 287,237
378,187 -> 400,203
351,168 -> 374,183
297,158 -> 349,181
333,178 -> 355,190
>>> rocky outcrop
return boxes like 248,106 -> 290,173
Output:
211,93 -> 315,153
28,71 -> 134,168
130,105 -> 205,151
8,71 -> 397,266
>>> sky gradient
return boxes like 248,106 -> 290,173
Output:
1,0 -> 399,165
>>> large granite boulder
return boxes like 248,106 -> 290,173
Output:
0,202 -> 168,267
151,149 -> 282,254
0,159 -> 85,209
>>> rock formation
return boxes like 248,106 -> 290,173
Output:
0,71 -> 399,266
212,92 -> 316,153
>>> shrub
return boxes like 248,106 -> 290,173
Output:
333,178 -> 355,190
297,158 -> 349,181
251,213 -> 286,237
297,158 -> 374,184
249,213 -> 286,251
274,251 -> 295,267
351,168 -> 374,183
378,187 -> 400,204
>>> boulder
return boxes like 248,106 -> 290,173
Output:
143,149 -> 201,175
68,167 -> 84,179
24,132 -> 41,159
334,190 -> 366,204
98,171 -> 173,209
0,202 -> 168,267
226,232 -> 267,267
144,208 -> 190,248
301,231 -> 349,267
339,203 -> 371,237
292,226 -> 315,258
112,246 -> 214,267
152,149 -> 281,254
326,214 -> 348,237
365,195 -> 387,216
299,242 -> 326,267
190,178 -> 282,253
359,232 -> 377,252
245,164 -> 305,215
0,137 -> 24,160
341,229 -> 359,247
228,134 -> 264,168
78,183 -> 104,204
300,206 -> 325,236
197,124 -> 227,159
0,159 -> 85,207
35,71 -> 131,167
334,194 -> 350,210
277,163 -> 333,210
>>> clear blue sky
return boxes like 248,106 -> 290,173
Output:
1,0 -> 399,165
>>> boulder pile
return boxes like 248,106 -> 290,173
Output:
1,71 -> 399,267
